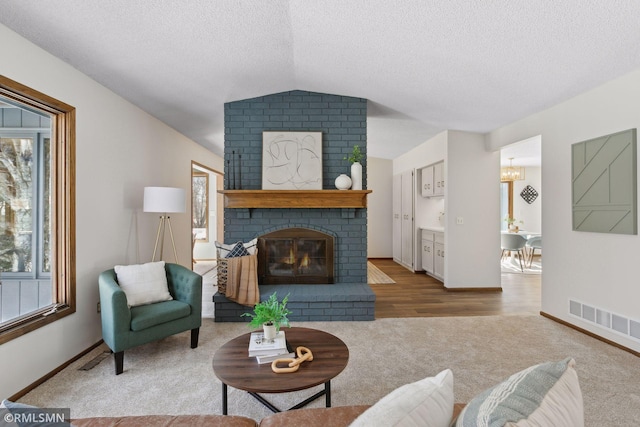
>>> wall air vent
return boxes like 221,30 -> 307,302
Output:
612,314 -> 629,335
569,300 -> 582,317
631,320 -> 640,340
582,304 -> 595,322
568,299 -> 639,343
596,309 -> 611,328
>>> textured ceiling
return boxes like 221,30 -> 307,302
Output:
2,1 -> 640,159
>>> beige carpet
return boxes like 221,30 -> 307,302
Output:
367,261 -> 395,284
17,316 -> 640,425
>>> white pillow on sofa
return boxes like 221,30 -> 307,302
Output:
350,368 -> 454,427
114,261 -> 172,307
454,358 -> 583,427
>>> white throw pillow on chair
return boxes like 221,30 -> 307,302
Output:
114,261 -> 173,307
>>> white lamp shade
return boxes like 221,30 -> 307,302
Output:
143,187 -> 186,213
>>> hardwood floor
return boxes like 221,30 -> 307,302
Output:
368,258 -> 541,318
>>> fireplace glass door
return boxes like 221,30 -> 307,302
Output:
258,228 -> 334,284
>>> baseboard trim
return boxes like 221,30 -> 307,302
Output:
446,287 -> 503,292
540,311 -> 639,358
9,340 -> 105,402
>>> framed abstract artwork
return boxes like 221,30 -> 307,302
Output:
262,131 -> 323,190
572,128 -> 637,234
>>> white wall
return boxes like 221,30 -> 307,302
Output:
394,131 -> 447,175
445,131 -> 501,288
367,157 -> 393,258
0,24 -> 223,398
487,67 -> 640,353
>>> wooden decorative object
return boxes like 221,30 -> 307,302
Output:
271,346 -> 314,374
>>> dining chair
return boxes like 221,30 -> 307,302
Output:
501,233 -> 528,272
525,236 -> 542,267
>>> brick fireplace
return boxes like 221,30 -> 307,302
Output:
213,90 -> 375,321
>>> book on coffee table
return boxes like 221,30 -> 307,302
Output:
248,331 -> 287,357
255,345 -> 295,364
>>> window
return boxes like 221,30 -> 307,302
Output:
500,181 -> 513,231
0,134 -> 50,274
0,75 -> 75,344
192,171 -> 209,241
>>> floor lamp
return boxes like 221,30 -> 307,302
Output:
143,186 -> 186,263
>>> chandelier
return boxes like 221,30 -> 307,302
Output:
501,158 -> 525,181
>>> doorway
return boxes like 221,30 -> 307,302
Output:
191,162 -> 223,263
191,161 -> 223,318
500,136 -> 542,277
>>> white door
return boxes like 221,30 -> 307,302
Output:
401,170 -> 414,268
392,174 -> 402,263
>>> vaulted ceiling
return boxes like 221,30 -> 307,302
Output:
3,1 -> 640,159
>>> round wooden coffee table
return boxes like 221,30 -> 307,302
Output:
212,327 -> 349,415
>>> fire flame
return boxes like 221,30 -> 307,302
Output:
283,248 -> 294,264
278,249 -> 311,270
300,253 -> 310,268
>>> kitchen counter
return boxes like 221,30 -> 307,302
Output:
421,226 -> 444,233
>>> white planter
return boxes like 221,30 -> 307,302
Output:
263,323 -> 277,341
335,174 -> 352,190
351,162 -> 362,190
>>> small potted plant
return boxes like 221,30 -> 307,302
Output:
344,145 -> 364,190
241,292 -> 291,341
344,145 -> 363,164
504,216 -> 523,232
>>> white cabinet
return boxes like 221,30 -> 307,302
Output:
434,162 -> 444,196
421,161 -> 445,198
421,166 -> 434,197
434,246 -> 444,280
421,232 -> 434,274
393,170 -> 414,270
422,229 -> 444,281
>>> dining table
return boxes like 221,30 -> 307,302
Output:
501,230 -> 540,239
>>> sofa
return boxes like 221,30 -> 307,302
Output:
69,405 -> 466,427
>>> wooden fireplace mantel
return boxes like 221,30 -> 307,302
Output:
219,190 -> 372,209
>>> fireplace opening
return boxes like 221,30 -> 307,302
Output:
257,228 -> 334,285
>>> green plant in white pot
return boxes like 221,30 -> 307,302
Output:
344,145 -> 364,190
241,292 -> 291,341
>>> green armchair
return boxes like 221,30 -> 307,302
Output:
99,263 -> 202,375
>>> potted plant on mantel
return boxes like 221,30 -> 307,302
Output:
344,145 -> 363,190
241,292 -> 291,341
